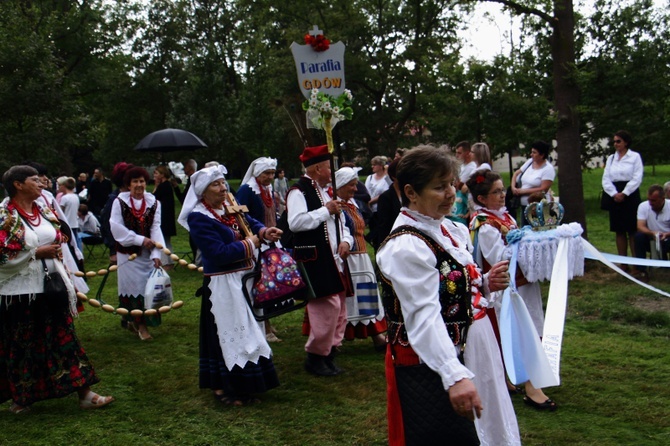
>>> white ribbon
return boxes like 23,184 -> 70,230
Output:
582,239 -> 670,298
541,238 -> 570,385
582,244 -> 670,268
499,244 -> 559,388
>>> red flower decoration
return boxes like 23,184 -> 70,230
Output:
304,33 -> 330,52
475,175 -> 485,184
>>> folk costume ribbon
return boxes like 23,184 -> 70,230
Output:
499,243 -> 558,388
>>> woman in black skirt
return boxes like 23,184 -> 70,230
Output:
601,130 -> 644,269
0,165 -> 113,413
177,165 -> 283,406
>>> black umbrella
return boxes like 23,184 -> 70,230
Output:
134,128 -> 208,153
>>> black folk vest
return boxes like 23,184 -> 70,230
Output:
379,225 -> 473,349
290,177 -> 347,298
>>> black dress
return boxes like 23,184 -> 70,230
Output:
153,181 -> 177,238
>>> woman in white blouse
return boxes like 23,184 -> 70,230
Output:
365,156 -> 390,213
472,142 -> 492,171
510,141 -> 556,226
110,167 -> 165,341
601,130 -> 643,265
377,147 -> 519,446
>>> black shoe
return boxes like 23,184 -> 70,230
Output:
523,396 -> 558,412
304,353 -> 338,377
326,348 -> 344,374
324,357 -> 345,375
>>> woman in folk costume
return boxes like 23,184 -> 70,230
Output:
0,165 -> 113,414
110,167 -> 166,341
235,157 -> 282,342
376,147 -> 519,446
334,167 -> 387,351
26,161 -> 89,309
467,169 -> 557,411
178,165 -> 283,406
236,157 -> 278,227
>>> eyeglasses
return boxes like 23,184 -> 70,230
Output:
487,188 -> 506,196
613,139 -> 623,143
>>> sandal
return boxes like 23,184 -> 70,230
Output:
237,396 -> 261,405
138,328 -> 153,341
213,392 -> 259,406
79,391 -> 115,409
523,396 -> 558,412
9,403 -> 31,414
266,332 -> 282,343
215,394 -> 244,406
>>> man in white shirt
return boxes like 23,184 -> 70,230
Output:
455,141 -> 477,187
287,145 -> 353,377
633,184 -> 670,280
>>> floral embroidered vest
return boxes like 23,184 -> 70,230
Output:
379,225 -> 473,349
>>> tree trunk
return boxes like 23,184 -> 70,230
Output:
551,0 -> 587,237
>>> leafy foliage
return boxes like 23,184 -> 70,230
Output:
0,0 -> 668,188
578,0 -> 670,166
303,89 -> 354,129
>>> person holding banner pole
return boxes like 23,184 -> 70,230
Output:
468,169 -> 557,412
287,145 -> 353,377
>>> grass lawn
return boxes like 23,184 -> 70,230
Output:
1,166 -> 669,445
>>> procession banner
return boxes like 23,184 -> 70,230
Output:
291,26 -> 346,100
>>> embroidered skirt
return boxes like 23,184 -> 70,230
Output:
0,293 -> 99,406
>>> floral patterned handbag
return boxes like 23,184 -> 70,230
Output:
242,243 -> 312,321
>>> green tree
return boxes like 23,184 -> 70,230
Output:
0,0 -> 110,174
578,0 -> 670,171
232,0 -> 469,164
471,0 -> 586,233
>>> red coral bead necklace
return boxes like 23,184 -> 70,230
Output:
12,200 -> 41,226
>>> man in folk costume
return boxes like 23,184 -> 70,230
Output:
236,156 -> 282,343
287,145 -> 354,376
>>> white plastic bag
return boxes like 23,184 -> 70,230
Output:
144,267 -> 173,309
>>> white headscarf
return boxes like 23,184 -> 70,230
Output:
241,157 -> 277,186
335,167 -> 361,189
177,164 -> 228,231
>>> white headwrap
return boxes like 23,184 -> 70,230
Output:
335,167 -> 361,189
241,157 -> 277,186
177,164 -> 228,231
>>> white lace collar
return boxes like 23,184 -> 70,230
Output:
395,208 -> 474,266
473,204 -> 512,221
